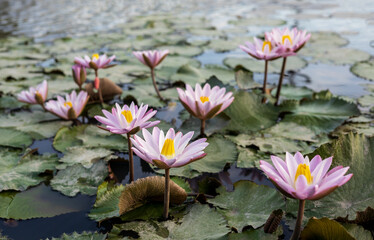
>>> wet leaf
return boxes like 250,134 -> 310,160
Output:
0,184 -> 87,220
0,128 -> 32,148
300,218 -> 355,240
228,17 -> 286,26
351,59 -> 374,81
57,147 -> 114,169
46,231 -> 107,240
208,181 -> 285,232
50,160 -> 108,197
228,226 -> 282,240
0,149 -> 58,191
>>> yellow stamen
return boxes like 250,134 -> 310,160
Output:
161,138 -> 175,159
282,35 -> 293,45
121,110 -> 133,123
295,164 -> 313,184
200,96 -> 209,103
64,101 -> 72,108
262,41 -> 272,52
92,53 -> 99,60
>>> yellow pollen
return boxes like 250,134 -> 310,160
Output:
295,164 -> 313,185
161,138 -> 175,159
64,101 -> 72,108
282,35 -> 293,45
92,53 -> 99,60
262,41 -> 272,52
200,96 -> 209,103
121,110 -> 133,123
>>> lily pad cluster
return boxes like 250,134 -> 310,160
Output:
0,12 -> 373,240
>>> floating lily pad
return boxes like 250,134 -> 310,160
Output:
282,97 -> 360,134
342,223 -> 373,240
0,149 -> 58,191
0,184 -> 87,220
270,86 -> 314,100
57,147 -> 114,169
307,32 -> 349,47
50,160 -> 108,197
351,59 -> 374,81
228,226 -> 283,240
224,56 -> 307,73
300,218 -> 355,240
236,147 -> 269,169
53,125 -> 87,152
208,181 -> 285,232
228,17 -> 286,26
45,231 -> 107,240
0,128 -> 32,148
16,121 -> 71,140
160,45 -> 203,57
224,91 -> 279,133
88,182 -> 125,222
301,47 -> 370,65
264,122 -> 318,142
109,204 -> 230,240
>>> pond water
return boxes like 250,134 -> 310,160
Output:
0,0 -> 373,239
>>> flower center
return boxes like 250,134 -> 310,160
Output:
121,110 -> 133,123
262,41 -> 272,52
64,101 -> 72,108
92,53 -> 99,60
282,35 -> 293,45
200,96 -> 209,103
161,138 -> 175,159
295,163 -> 313,185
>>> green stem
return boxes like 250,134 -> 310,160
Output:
151,68 -> 164,101
263,60 -> 268,94
163,168 -> 170,219
291,199 -> 305,240
200,119 -> 206,136
274,57 -> 287,106
127,133 -> 134,182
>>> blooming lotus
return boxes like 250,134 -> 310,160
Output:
94,102 -> 160,135
260,152 -> 352,200
45,91 -> 89,120
265,27 -> 311,105
265,27 -> 311,57
131,127 -> 208,169
74,53 -> 116,70
133,50 -> 169,69
177,83 -> 234,135
72,64 -> 87,90
95,102 -> 160,182
17,80 -> 48,105
260,152 -> 352,240
131,127 -> 208,218
133,50 -> 169,100
239,37 -> 282,61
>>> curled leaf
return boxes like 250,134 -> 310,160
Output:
119,176 -> 187,215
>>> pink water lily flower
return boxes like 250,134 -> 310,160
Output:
133,50 -> 169,69
131,127 -> 208,169
45,91 -> 89,120
72,64 -> 87,89
177,83 -> 234,121
17,80 -> 48,105
74,53 -> 116,70
239,37 -> 282,61
260,152 -> 352,200
95,102 -> 160,135
265,27 -> 311,57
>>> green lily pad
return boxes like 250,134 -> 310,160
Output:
88,182 -> 125,222
224,56 -> 307,73
0,184 -> 87,220
228,17 -> 286,26
53,125 -> 87,152
351,59 -> 374,81
0,149 -> 58,191
228,226 -> 283,240
57,147 -> 114,169
45,231 -> 107,240
179,115 -> 230,136
224,91 -> 279,133
236,147 -> 269,169
50,160 -> 108,197
123,85 -> 164,108
160,45 -> 203,57
270,85 -> 314,100
109,204 -> 230,240
235,69 -> 260,89
301,47 -> 370,65
307,32 -> 349,47
16,121 -> 71,140
283,97 -> 360,134
300,218 -> 355,240
0,128 -> 32,148
0,110 -> 58,128
342,223 -> 373,240
0,96 -> 26,109
208,181 -> 285,232
264,122 -> 318,142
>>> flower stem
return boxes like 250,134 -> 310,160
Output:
95,70 -> 104,105
262,60 -> 269,103
291,199 -> 305,240
126,133 -> 134,182
163,168 -> 170,219
274,57 -> 287,106
200,119 -> 206,136
151,68 -> 164,101
263,60 -> 268,94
